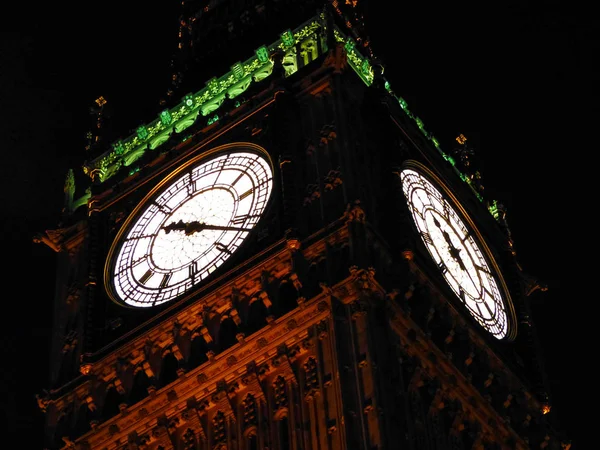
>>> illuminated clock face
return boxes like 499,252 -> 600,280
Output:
105,148 -> 273,308
400,167 -> 509,339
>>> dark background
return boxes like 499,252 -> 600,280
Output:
1,2 -> 587,448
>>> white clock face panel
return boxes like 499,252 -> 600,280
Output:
400,168 -> 509,339
106,149 -> 273,308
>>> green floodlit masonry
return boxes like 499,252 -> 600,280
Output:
81,11 -> 485,206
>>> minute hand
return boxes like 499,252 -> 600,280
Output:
199,223 -> 252,232
163,220 -> 252,235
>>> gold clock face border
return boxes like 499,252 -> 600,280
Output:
103,142 -> 275,309
399,160 -> 517,341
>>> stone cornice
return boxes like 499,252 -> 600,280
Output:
386,298 -> 530,450
404,253 -> 539,406
76,295 -> 332,449
33,221 -> 88,256
46,216 -> 353,411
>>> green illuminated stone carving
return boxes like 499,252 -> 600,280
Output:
489,200 -> 502,220
227,76 -> 252,99
207,78 -> 219,95
256,46 -> 269,63
280,30 -> 295,49
175,110 -> 200,133
415,117 -> 425,133
360,59 -> 371,76
397,97 -> 408,111
123,145 -> 147,167
160,110 -> 173,126
201,95 -> 225,117
231,62 -> 244,80
136,126 -> 149,140
149,129 -> 172,150
344,38 -> 355,52
82,11 -> 465,196
128,166 -> 141,177
293,21 -> 322,43
253,63 -> 273,82
113,141 -> 125,155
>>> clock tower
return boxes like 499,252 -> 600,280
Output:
35,1 -> 570,449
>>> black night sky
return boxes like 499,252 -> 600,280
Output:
1,2 -> 588,448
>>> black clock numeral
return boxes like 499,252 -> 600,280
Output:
140,270 -> 153,285
475,263 -> 492,275
411,204 -> 424,220
481,284 -> 496,301
428,189 -> 443,207
483,299 -> 494,316
422,232 -> 434,246
216,242 -> 233,255
442,201 -> 452,219
239,188 -> 254,200
256,176 -> 272,187
232,214 -> 249,225
438,261 -> 448,274
154,202 -> 173,215
231,171 -> 245,186
159,273 -> 171,288
232,213 -> 262,225
128,233 -> 159,242
475,301 -> 484,318
189,262 -> 198,277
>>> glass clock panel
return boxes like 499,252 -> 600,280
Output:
106,149 -> 274,308
400,168 -> 509,339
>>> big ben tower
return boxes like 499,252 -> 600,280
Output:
35,1 -> 571,449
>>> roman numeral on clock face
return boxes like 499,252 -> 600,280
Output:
422,232 -> 434,246
239,188 -> 254,200
140,270 -> 153,285
232,214 -> 248,225
189,262 -> 198,277
438,261 -> 448,274
216,242 -> 233,255
231,171 -> 245,186
159,273 -> 171,288
231,213 -> 262,225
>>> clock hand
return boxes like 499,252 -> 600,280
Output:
433,217 -> 467,271
439,230 -> 482,295
442,230 -> 467,271
200,223 -> 253,232
163,220 -> 251,235
432,220 -> 482,295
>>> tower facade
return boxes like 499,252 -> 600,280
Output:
36,3 -> 569,449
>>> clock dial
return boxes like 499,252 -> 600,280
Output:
105,147 -> 273,308
400,166 -> 510,339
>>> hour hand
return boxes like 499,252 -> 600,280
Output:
163,220 -> 204,235
441,229 -> 467,271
